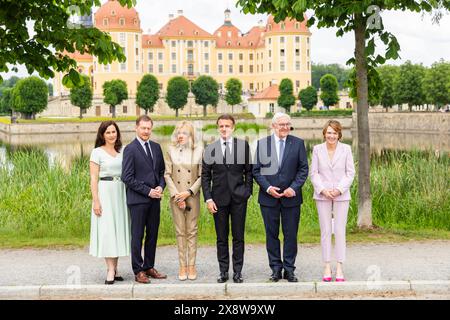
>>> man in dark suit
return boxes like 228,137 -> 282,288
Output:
253,112 -> 309,282
201,114 -> 253,283
122,115 -> 167,284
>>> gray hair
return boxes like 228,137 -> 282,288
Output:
271,112 -> 291,125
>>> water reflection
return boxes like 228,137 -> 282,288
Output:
0,128 -> 448,168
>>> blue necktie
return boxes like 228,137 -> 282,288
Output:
279,139 -> 285,169
144,142 -> 154,169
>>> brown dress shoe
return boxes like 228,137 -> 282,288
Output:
145,268 -> 167,279
135,271 -> 151,284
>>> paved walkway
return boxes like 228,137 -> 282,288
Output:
0,241 -> 449,299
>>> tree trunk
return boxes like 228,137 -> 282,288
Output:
354,14 -> 372,229
176,109 -> 179,117
112,105 -> 116,118
232,104 -> 234,114
145,109 -> 148,115
79,108 -> 83,119
203,105 -> 207,117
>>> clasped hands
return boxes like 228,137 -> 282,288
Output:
268,186 -> 296,199
149,186 -> 163,199
321,188 -> 342,200
174,191 -> 191,210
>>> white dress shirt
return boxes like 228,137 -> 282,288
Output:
267,134 -> 295,196
136,136 -> 154,158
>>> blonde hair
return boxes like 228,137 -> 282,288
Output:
322,120 -> 343,140
171,121 -> 196,148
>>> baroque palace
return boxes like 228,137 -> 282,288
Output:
51,0 -> 312,118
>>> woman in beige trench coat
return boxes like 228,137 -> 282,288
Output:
164,121 -> 203,280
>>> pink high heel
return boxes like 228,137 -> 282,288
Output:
322,276 -> 332,282
335,277 -> 345,282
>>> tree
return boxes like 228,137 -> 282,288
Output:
298,86 -> 318,111
225,78 -> 243,114
0,0 -> 134,86
70,75 -> 93,119
312,63 -> 351,90
166,76 -> 189,117
320,74 -> 339,108
237,0 -> 449,228
377,65 -> 400,112
191,76 -> 219,117
394,61 -> 426,112
11,76 -> 48,119
103,80 -> 128,118
0,88 -> 12,115
136,74 -> 160,115
422,60 -> 450,111
277,78 -> 296,113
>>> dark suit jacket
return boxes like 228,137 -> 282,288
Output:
201,138 -> 253,207
121,138 -> 166,206
253,134 -> 309,208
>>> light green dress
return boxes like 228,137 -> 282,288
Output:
89,147 -> 131,258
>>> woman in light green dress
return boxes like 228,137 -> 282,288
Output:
89,121 -> 130,285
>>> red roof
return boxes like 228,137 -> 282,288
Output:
157,15 -> 213,38
142,35 -> 164,48
266,15 -> 310,34
248,85 -> 280,101
95,0 -> 141,31
61,50 -> 93,61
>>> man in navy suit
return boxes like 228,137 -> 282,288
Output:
253,112 -> 309,282
122,115 -> 167,284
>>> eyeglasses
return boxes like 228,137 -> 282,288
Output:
276,123 -> 291,128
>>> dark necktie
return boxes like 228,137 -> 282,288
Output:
224,141 -> 232,165
144,142 -> 154,169
279,139 -> 285,169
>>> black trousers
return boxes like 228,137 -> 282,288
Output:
260,203 -> 301,273
213,200 -> 247,274
128,201 -> 160,275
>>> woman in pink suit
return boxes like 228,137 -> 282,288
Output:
310,120 -> 355,282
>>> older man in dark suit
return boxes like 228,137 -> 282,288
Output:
253,112 -> 309,282
201,114 -> 253,284
122,115 -> 167,284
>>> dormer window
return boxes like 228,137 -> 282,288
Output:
111,10 -> 116,16
295,22 -> 300,29
148,41 -> 152,45
268,24 -> 272,31
249,41 -> 254,46
237,42 -> 241,46
227,41 -> 231,46
179,30 -> 184,35
281,22 -> 285,30
103,18 -> 108,26
119,18 -> 125,26
227,31 -> 232,37
134,18 -> 138,25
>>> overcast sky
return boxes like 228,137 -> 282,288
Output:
2,0 -> 449,80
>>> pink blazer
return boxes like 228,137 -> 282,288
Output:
310,142 -> 355,201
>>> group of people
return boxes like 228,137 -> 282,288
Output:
89,113 -> 355,285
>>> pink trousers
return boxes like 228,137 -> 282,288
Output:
315,200 -> 350,263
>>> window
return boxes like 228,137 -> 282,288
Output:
307,62 -> 310,70
188,64 -> 194,75
123,105 -> 128,114
171,52 -> 176,60
269,62 -> 272,71
250,83 -> 254,90
261,64 -> 264,72
239,65 -> 243,73
268,38 -> 271,45
119,33 -> 126,45
135,34 -> 139,42
148,64 -> 153,73
295,36 -> 300,43
280,61 -> 285,71
296,61 -> 300,71
172,41 -> 176,47
228,65 -> 233,73
204,52 -> 209,60
204,41 -> 209,47
268,24 -> 272,31
280,49 -> 285,57
296,80 -> 300,89
249,65 -> 254,73
269,50 -> 271,58
135,61 -> 140,72
295,22 -> 300,30
104,64 -> 110,72
205,64 -> 210,73
261,53 -> 264,59
218,65 -> 223,73
172,64 -> 176,73
158,52 -> 163,60
307,37 -> 310,44
187,40 -> 193,48
187,50 -> 193,61
218,53 -> 223,60
148,52 -> 153,60
296,49 -> 300,56
227,31 -> 232,37
307,49 -> 310,57
280,36 -> 285,44
281,22 -> 285,30
120,62 -> 126,71
249,53 -> 253,60
228,53 -> 233,60
103,18 -> 108,26
239,53 -> 243,60
269,103 -> 275,113
135,48 -> 139,56
158,64 -> 163,73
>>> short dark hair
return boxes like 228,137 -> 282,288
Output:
95,121 -> 122,152
216,114 -> 235,126
136,115 -> 153,126
322,120 -> 343,140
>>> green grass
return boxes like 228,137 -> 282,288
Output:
0,149 -> 448,248
265,110 -> 353,118
152,125 -> 175,135
15,113 -> 256,124
0,117 -> 11,124
203,123 -> 267,132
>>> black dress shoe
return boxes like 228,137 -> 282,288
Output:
217,272 -> 229,283
104,279 -> 115,285
233,272 -> 243,283
283,271 -> 298,282
114,271 -> 124,281
269,271 -> 282,282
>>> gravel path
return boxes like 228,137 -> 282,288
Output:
1,241 -> 449,286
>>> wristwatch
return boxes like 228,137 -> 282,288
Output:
188,189 -> 194,196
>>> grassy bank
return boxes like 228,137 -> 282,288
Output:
15,113 -> 256,124
265,110 -> 353,118
0,149 -> 448,248
202,123 -> 267,132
